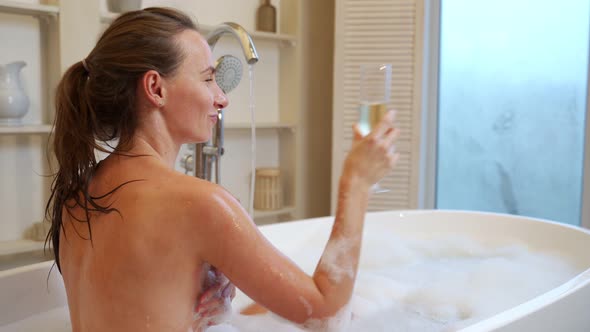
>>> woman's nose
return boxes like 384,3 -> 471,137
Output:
214,89 -> 229,110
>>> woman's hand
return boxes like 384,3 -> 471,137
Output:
342,110 -> 400,189
240,302 -> 269,315
193,267 -> 236,330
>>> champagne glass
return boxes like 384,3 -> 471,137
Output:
358,63 -> 392,193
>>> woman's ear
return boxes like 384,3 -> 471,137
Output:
140,70 -> 165,108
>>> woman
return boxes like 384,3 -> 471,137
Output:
46,7 -> 399,332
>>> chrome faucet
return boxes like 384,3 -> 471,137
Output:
207,22 -> 259,65
186,23 -> 259,183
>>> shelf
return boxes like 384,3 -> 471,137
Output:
0,124 -> 52,135
225,122 -> 296,130
0,240 -> 45,256
100,12 -> 297,45
0,0 -> 58,17
254,206 -> 295,219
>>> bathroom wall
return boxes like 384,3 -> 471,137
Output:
299,0 -> 335,218
0,0 -> 337,242
3,0 -> 285,241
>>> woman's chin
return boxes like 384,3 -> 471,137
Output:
188,132 -> 212,144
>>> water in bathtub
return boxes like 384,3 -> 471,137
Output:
210,231 -> 578,332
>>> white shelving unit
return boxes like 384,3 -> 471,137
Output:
100,12 -> 298,46
0,1 -> 58,263
0,0 -> 99,268
0,0 -> 58,17
1,0 -> 303,267
0,124 -> 52,134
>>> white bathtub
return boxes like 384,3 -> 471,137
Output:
1,210 -> 589,331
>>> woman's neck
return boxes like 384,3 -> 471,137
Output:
125,134 -> 180,169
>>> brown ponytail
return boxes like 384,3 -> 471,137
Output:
45,7 -> 199,271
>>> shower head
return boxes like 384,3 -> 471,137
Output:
214,55 -> 243,94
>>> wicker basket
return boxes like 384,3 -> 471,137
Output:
254,167 -> 283,210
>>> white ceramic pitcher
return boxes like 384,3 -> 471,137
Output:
0,61 -> 30,125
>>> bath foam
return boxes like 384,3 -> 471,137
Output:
299,304 -> 352,332
317,236 -> 356,283
210,233 -> 577,332
298,296 -> 313,317
194,296 -> 233,328
208,304 -> 352,332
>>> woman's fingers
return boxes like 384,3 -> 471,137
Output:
383,127 -> 400,148
369,110 -> 396,138
352,123 -> 363,141
197,286 -> 216,305
389,152 -> 401,169
195,277 -> 233,313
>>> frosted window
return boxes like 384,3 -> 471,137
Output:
436,0 -> 589,225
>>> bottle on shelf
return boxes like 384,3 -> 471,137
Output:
107,0 -> 142,13
256,0 -> 277,33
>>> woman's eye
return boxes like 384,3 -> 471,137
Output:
205,77 -> 214,82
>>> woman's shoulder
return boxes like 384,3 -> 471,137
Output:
156,171 -> 238,211
156,172 -> 250,244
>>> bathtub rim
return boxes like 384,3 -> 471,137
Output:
259,208 -> 590,236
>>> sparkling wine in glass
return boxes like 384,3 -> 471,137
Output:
359,64 -> 392,193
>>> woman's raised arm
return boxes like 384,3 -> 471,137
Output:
193,111 -> 399,325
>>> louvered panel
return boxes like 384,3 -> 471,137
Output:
345,20 -> 415,27
344,48 -> 414,55
332,0 -> 421,213
368,152 -> 412,211
345,26 -> 414,32
345,9 -> 415,17
344,66 -> 414,74
343,85 -> 413,93
344,73 -> 414,81
344,37 -> 414,44
347,0 -> 415,5
341,127 -> 413,143
345,30 -> 414,37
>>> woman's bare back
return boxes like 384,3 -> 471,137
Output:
59,155 -> 217,331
